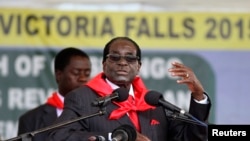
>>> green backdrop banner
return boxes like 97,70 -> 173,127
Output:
0,48 -> 215,140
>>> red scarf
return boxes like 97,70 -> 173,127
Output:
46,92 -> 64,109
86,73 -> 155,120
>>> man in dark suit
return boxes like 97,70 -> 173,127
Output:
17,47 -> 92,141
48,37 -> 211,141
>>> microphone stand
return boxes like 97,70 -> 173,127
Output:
2,107 -> 107,141
166,111 -> 208,127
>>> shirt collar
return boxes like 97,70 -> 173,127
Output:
56,91 -> 64,103
105,78 -> 134,97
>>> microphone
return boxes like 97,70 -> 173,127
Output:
92,87 -> 129,106
144,90 -> 192,118
88,135 -> 106,141
144,90 -> 207,127
111,124 -> 137,141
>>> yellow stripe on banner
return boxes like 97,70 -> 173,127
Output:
0,8 -> 250,50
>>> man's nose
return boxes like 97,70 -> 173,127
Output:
78,74 -> 89,84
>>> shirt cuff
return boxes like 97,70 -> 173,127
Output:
193,94 -> 209,104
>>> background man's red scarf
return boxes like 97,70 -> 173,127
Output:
46,92 -> 64,109
86,72 -> 155,120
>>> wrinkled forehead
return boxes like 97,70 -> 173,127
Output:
109,39 -> 137,53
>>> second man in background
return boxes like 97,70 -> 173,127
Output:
17,47 -> 92,141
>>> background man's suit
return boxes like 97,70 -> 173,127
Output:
18,104 -> 57,141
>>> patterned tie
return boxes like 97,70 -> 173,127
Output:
128,95 -> 141,132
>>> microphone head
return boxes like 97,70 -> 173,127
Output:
144,90 -> 162,106
112,124 -> 137,141
113,87 -> 129,102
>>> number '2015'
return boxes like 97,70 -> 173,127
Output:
206,18 -> 244,39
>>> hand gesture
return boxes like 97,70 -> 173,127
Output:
168,62 -> 205,101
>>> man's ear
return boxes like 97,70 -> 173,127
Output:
137,62 -> 141,72
102,61 -> 106,71
55,70 -> 61,83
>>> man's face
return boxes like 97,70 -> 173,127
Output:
103,39 -> 141,87
56,56 -> 91,96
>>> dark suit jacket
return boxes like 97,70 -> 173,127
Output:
47,85 -> 211,141
18,104 -> 57,141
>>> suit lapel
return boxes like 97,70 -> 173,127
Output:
138,110 -> 153,136
42,105 -> 57,127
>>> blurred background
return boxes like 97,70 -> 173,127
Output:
0,0 -> 250,140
